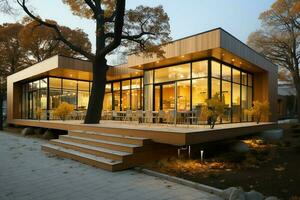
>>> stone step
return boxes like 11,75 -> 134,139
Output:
50,139 -> 131,161
41,144 -> 124,171
69,130 -> 152,145
59,135 -> 142,153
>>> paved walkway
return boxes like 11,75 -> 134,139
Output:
0,131 -> 222,200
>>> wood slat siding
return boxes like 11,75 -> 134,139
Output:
127,29 -> 221,67
220,30 -> 277,73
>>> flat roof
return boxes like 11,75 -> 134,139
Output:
8,28 -> 277,84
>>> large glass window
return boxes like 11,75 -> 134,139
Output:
211,78 -> 220,97
131,78 -> 142,110
113,82 -> 121,111
154,63 -> 190,83
192,60 -> 208,78
232,83 -> 241,122
233,69 -> 241,84
222,65 -> 231,81
241,85 -> 248,121
222,81 -> 231,123
78,81 -> 89,110
211,61 -> 221,78
122,80 -> 131,110
192,78 -> 207,111
177,81 -> 190,111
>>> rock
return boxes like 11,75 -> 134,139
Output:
231,141 -> 249,153
245,190 -> 264,200
229,188 -> 246,200
21,127 -> 34,136
42,129 -> 56,140
222,187 -> 246,200
265,197 -> 278,200
260,129 -> 283,141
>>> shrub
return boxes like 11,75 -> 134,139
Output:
203,93 -> 226,129
53,102 -> 74,121
246,100 -> 270,124
36,108 -> 43,120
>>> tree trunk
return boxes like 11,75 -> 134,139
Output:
296,84 -> 300,122
0,92 -> 3,131
84,57 -> 108,124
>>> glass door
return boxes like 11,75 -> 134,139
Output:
162,83 -> 175,111
154,83 -> 176,112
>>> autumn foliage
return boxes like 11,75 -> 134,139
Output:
246,100 -> 271,124
202,94 -> 226,129
53,102 -> 74,121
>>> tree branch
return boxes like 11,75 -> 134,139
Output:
17,0 -> 95,61
84,0 -> 97,16
98,0 -> 125,56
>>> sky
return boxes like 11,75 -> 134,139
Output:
0,0 -> 275,62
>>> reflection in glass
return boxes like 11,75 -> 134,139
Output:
162,84 -> 175,111
247,87 -> 253,121
131,89 -> 141,111
241,85 -> 247,121
49,89 -> 61,110
78,81 -> 89,91
78,91 -> 89,110
177,81 -> 190,111
232,83 -> 241,122
192,61 -> 208,78
103,93 -> 112,111
61,90 -> 77,107
222,81 -> 231,123
222,65 -> 231,81
211,61 -> 221,78
242,72 -> 247,85
192,78 -> 207,110
154,63 -> 190,83
233,69 -> 241,83
211,78 -> 220,97
154,85 -> 161,111
49,78 -> 61,88
63,79 -> 77,90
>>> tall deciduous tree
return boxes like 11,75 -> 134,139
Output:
248,0 -> 300,121
17,0 -> 171,124
0,23 -> 28,130
20,18 -> 92,62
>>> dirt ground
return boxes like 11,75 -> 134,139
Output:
143,123 -> 300,200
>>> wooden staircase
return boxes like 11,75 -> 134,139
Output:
42,130 -> 169,171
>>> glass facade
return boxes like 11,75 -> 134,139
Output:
20,58 -> 253,123
143,59 -> 253,123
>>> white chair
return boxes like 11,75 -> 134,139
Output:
112,110 -> 123,121
145,111 -> 156,124
166,110 -> 176,125
125,110 -> 133,122
157,110 -> 166,124
135,110 -> 144,123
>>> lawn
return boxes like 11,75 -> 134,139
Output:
143,122 -> 300,200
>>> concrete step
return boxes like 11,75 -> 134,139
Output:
50,139 -> 131,161
41,144 -> 124,171
59,135 -> 142,153
69,130 -> 152,146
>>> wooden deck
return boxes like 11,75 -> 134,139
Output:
12,119 -> 278,146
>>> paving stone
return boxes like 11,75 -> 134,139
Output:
0,131 -> 222,200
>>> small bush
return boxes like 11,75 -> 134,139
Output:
246,100 -> 271,124
53,102 -> 74,121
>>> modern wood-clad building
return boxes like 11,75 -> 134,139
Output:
7,28 -> 278,125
